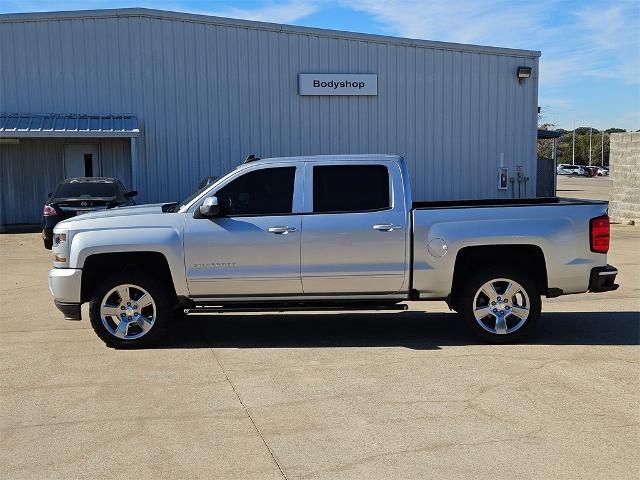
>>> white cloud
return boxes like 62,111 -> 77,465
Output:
340,0 -> 552,48
341,0 -> 640,86
540,97 -> 573,111
200,0 -> 318,24
572,2 -> 640,82
0,0 -> 319,24
613,111 -> 640,130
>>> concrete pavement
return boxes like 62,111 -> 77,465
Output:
1,215 -> 638,479
557,175 -> 611,201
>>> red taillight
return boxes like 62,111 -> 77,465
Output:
590,215 -> 610,253
43,205 -> 57,216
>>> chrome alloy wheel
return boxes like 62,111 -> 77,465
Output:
472,278 -> 530,335
100,284 -> 156,340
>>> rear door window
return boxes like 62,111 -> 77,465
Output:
313,165 -> 390,213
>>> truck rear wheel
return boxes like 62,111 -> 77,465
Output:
88,273 -> 173,348
458,268 -> 541,343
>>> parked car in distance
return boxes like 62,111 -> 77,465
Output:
584,166 -> 600,177
597,166 -> 609,176
557,164 -> 586,176
42,177 -> 137,249
48,155 -> 618,347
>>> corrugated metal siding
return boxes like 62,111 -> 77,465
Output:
536,157 -> 556,197
0,141 -> 63,225
0,11 -> 539,219
0,139 -> 131,224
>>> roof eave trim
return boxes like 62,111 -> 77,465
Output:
0,8 -> 541,58
0,130 -> 140,138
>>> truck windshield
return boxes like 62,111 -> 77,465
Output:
175,167 -> 235,211
176,184 -> 211,210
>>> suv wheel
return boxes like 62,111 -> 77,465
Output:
458,268 -> 541,343
89,273 -> 173,348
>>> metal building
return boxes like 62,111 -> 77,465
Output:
0,8 -> 540,226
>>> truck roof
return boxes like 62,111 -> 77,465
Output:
253,154 -> 403,163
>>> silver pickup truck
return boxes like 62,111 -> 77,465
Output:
48,155 -> 618,347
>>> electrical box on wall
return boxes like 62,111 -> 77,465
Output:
498,167 -> 509,190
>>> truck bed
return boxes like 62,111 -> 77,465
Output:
412,197 -> 607,210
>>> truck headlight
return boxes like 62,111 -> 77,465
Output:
53,232 -> 67,245
52,229 -> 69,266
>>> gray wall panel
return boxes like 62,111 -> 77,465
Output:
0,139 -> 131,225
1,10 -> 539,224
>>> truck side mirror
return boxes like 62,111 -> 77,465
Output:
125,190 -> 138,198
47,192 -> 53,198
197,196 -> 220,218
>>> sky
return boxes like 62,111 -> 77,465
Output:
2,0 -> 639,131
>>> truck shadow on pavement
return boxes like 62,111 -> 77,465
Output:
154,310 -> 640,350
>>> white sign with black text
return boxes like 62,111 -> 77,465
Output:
298,74 -> 378,96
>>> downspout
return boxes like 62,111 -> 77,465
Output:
130,136 -> 138,191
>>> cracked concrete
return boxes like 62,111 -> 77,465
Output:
1,203 -> 638,479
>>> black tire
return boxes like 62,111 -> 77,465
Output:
457,267 -> 541,343
43,238 -> 53,250
88,272 -> 174,348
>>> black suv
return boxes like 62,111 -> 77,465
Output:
42,177 -> 137,249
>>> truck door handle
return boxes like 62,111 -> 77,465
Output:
373,224 -> 402,232
268,226 -> 297,234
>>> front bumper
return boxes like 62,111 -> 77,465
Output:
49,268 -> 83,320
55,300 -> 81,321
588,264 -> 619,293
49,267 -> 83,315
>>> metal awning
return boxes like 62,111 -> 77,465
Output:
537,129 -> 563,139
0,113 -> 140,138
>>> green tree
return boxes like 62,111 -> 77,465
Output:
537,123 -> 556,159
575,126 -> 600,135
555,131 -> 610,165
538,125 -> 623,165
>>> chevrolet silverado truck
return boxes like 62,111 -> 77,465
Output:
48,155 -> 618,347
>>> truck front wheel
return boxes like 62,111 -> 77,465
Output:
88,273 -> 173,348
458,268 -> 541,343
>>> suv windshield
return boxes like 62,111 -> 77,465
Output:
55,181 -> 120,199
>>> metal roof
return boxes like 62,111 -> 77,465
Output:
0,113 -> 139,138
0,8 -> 541,58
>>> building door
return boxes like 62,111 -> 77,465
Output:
63,144 -> 100,178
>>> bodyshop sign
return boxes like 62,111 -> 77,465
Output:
298,74 -> 378,96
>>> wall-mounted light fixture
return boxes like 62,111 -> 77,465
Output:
517,66 -> 532,83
